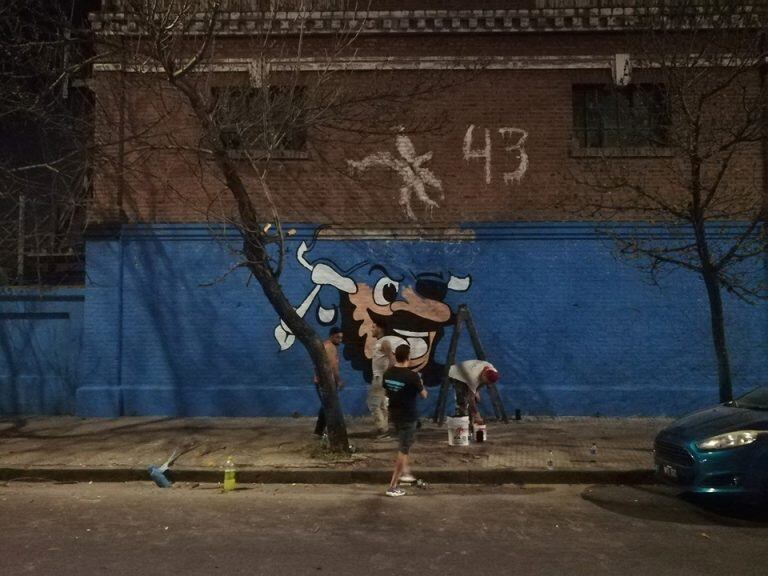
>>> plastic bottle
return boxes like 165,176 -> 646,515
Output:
223,456 -> 236,492
590,443 -> 598,456
546,450 -> 555,470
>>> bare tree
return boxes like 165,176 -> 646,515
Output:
568,0 -> 768,403
90,0 -> 451,451
0,0 -> 96,285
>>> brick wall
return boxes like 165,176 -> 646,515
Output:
90,28 -> 764,226
73,7 -> 768,419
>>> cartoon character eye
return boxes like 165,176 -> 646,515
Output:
373,276 -> 400,306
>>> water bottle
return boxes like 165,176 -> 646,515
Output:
590,443 -> 598,456
223,456 -> 236,492
546,450 -> 555,470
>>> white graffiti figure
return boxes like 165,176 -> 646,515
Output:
273,241 -> 357,351
348,130 -> 444,221
463,125 -> 529,185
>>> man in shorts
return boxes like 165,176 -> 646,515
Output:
383,344 -> 427,497
368,320 -> 407,437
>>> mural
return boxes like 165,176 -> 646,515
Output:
463,124 -> 529,185
347,128 -> 444,221
273,234 -> 472,386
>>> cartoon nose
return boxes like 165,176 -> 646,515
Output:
391,287 -> 452,323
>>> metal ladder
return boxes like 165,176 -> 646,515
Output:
432,304 -> 509,425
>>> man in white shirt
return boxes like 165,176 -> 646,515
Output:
449,359 -> 499,425
369,320 -> 407,436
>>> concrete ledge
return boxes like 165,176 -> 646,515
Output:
0,466 -> 656,486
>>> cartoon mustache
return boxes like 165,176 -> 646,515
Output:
368,309 -> 454,333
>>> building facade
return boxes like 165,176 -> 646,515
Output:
2,1 -> 767,417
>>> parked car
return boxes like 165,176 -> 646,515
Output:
654,386 -> 768,501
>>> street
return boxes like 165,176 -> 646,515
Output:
0,482 -> 766,575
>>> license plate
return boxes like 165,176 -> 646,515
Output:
662,465 -> 678,479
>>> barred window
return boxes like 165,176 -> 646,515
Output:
572,84 -> 669,149
211,86 -> 307,158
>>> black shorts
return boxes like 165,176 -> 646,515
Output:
394,421 -> 418,454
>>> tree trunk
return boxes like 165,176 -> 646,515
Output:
760,32 -> 768,289
244,237 -> 350,453
701,265 -> 734,403
171,77 -> 350,452
690,154 -> 733,403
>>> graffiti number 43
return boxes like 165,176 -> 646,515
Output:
463,125 -> 529,185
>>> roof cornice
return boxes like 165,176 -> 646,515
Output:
89,7 -> 767,36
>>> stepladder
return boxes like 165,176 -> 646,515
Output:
432,304 -> 509,425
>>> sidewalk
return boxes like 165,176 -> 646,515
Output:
0,416 -> 670,485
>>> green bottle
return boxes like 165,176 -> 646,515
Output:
223,456 -> 236,492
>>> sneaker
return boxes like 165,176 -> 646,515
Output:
399,473 -> 417,483
385,487 -> 407,497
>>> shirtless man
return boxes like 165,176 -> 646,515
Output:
314,327 -> 344,437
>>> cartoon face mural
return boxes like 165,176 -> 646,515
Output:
274,235 -> 471,386
339,265 -> 470,385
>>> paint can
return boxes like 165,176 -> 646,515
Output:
474,424 -> 487,443
446,416 -> 470,446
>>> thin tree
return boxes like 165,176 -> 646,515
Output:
0,0 -> 95,285
91,0 -> 449,451
568,0 -> 768,403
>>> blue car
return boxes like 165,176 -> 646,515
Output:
654,386 -> 768,501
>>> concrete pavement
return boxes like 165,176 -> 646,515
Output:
0,415 -> 670,485
2,483 -> 766,576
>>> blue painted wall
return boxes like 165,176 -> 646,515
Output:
75,223 -> 768,418
0,289 -> 84,415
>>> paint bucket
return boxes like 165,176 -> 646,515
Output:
446,416 -> 470,446
474,424 -> 487,443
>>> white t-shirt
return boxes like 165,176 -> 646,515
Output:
371,335 -> 408,377
448,360 -> 496,393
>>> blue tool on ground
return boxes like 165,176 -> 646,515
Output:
147,448 -> 180,488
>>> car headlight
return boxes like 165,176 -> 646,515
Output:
696,430 -> 761,451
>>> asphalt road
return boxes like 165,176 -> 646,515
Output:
1,481 -> 766,576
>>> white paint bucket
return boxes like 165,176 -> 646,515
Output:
446,416 -> 470,446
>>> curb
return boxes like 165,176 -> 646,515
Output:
0,467 -> 657,485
